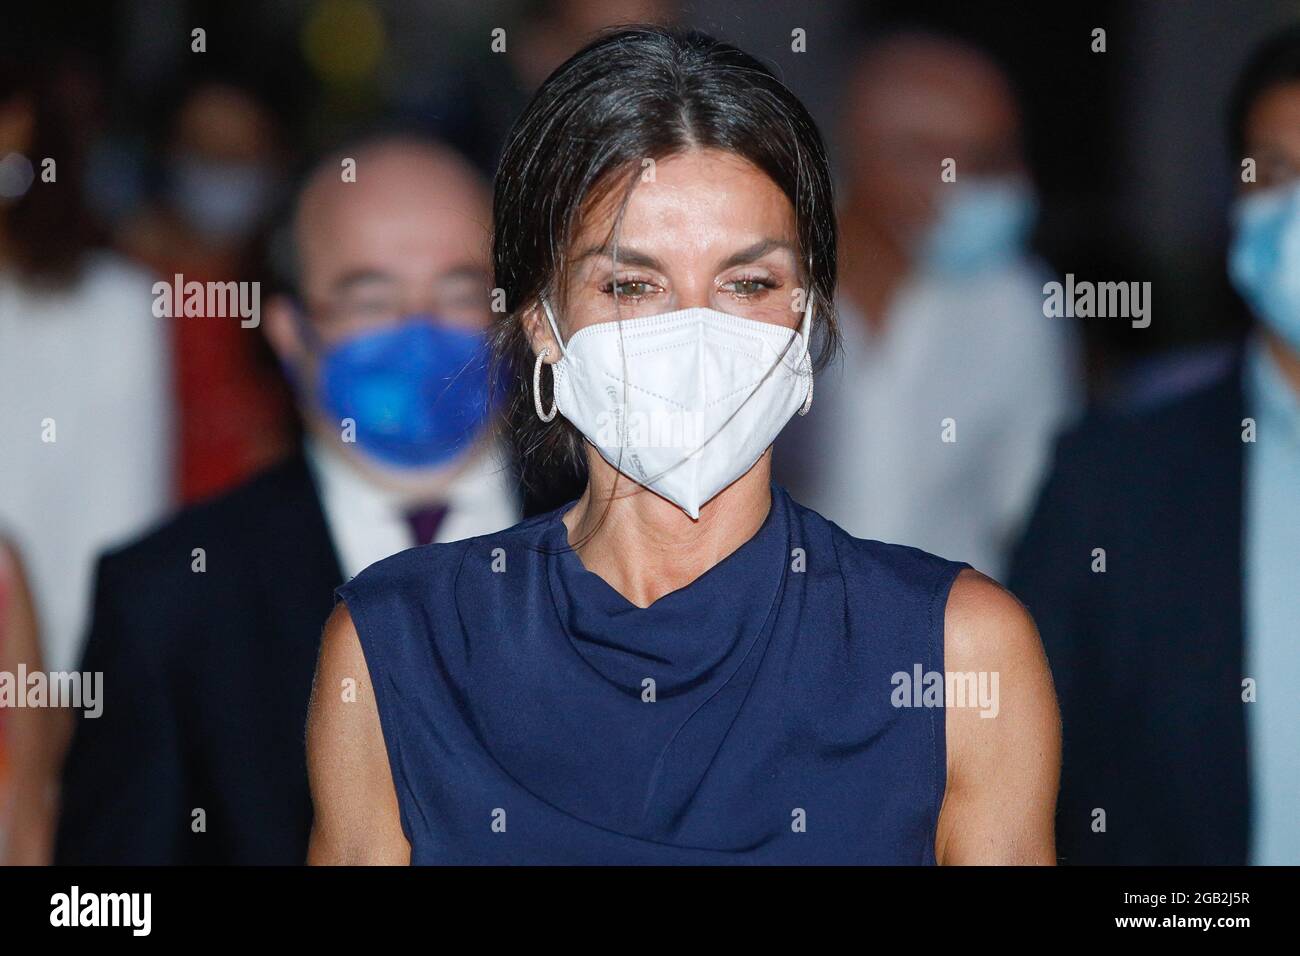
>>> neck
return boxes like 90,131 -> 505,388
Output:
839,203 -> 910,330
1264,329 -> 1300,401
306,420 -> 493,507
563,448 -> 775,608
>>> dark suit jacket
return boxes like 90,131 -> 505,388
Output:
55,455 -> 343,864
55,452 -> 568,864
1009,359 -> 1250,864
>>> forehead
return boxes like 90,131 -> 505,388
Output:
574,149 -> 796,254
297,154 -> 490,285
846,51 -> 1018,153
1244,81 -> 1300,151
175,86 -> 276,160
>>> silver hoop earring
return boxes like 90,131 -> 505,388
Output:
533,347 -> 558,422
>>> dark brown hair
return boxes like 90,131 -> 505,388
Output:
0,56 -> 100,284
1228,23 -> 1300,160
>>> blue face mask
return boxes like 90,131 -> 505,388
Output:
307,315 -> 497,470
1229,180 -> 1300,354
916,175 -> 1038,277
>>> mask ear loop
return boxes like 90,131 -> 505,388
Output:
540,298 -> 568,357
797,290 -> 814,416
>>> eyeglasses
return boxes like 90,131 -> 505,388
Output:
296,276 -> 493,342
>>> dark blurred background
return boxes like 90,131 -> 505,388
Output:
7,0 -> 1296,374
4,0 -> 1299,868
1,0 -> 1294,670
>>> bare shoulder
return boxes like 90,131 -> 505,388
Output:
943,568 -> 1044,673
935,569 -> 1060,864
305,602 -> 410,865
312,602 -> 368,687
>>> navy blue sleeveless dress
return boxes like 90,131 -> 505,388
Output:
336,483 -> 968,864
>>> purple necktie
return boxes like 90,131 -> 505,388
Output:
404,504 -> 449,547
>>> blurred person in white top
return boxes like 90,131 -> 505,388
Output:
777,31 -> 1080,581
0,57 -> 172,675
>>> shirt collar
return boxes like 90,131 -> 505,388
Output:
303,430 -> 516,517
1246,333 -> 1300,444
304,432 -> 521,579
303,433 -> 406,518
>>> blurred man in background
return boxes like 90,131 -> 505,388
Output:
1010,25 -> 1300,865
56,136 -> 521,864
778,31 -> 1080,582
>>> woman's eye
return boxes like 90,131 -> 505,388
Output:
727,277 -> 773,297
606,280 -> 654,298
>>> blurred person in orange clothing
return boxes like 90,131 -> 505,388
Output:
0,539 -> 60,865
117,78 -> 295,502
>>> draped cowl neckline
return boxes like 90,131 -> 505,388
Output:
544,485 -> 789,697
339,476 -> 965,859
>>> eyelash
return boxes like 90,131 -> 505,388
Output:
598,274 -> 781,300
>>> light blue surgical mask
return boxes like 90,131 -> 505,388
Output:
168,155 -> 277,241
1229,180 -> 1300,354
915,175 -> 1038,277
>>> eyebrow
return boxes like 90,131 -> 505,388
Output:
573,237 -> 797,272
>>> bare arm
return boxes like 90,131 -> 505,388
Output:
305,603 -> 410,865
1,543 -> 63,865
934,569 -> 1061,865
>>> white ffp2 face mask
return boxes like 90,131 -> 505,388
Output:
541,296 -> 814,519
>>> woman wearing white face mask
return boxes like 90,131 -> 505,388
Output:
306,25 -> 1060,865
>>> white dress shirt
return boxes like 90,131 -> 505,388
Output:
1243,335 -> 1300,864
303,434 -> 521,581
777,259 -> 1080,581
0,253 -> 173,673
